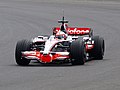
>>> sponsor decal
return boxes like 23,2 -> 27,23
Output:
54,27 -> 90,35
67,28 -> 90,35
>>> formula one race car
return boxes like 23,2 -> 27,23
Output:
15,16 -> 105,66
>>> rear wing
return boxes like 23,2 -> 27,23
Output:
53,27 -> 93,36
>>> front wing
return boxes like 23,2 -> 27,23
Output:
22,51 -> 69,63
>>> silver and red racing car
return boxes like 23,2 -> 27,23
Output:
15,16 -> 105,66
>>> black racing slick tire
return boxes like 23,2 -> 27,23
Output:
15,40 -> 31,66
90,36 -> 105,60
70,39 -> 86,65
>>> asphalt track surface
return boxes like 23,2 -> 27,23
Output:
0,0 -> 120,90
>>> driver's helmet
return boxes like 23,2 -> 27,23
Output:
55,31 -> 67,40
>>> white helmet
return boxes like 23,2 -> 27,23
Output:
56,31 -> 67,40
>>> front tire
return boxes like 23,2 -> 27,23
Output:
70,39 -> 86,65
15,40 -> 31,66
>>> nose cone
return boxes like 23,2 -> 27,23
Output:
41,54 -> 52,63
43,39 -> 58,54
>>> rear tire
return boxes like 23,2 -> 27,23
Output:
70,39 -> 86,65
89,36 -> 105,60
15,40 -> 31,66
